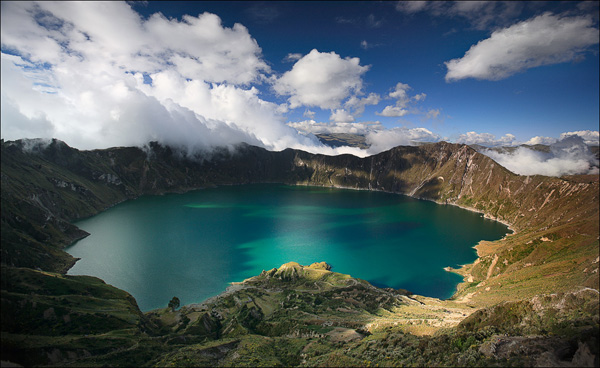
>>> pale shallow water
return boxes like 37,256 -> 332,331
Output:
67,184 -> 508,311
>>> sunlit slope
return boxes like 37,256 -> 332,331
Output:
3,261 -> 596,366
288,143 -> 600,305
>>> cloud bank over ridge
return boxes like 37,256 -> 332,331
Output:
1,2 -> 598,178
0,2 -> 367,156
483,136 -> 599,177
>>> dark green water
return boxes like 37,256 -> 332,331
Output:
67,184 -> 508,311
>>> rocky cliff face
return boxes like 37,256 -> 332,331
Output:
1,138 -> 598,366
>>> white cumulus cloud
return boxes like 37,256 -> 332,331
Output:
376,106 -> 409,117
524,136 -> 557,145
303,109 -> 316,119
388,82 -> 412,106
366,127 -> 441,154
445,12 -> 599,81
559,130 -> 600,146
395,1 -> 430,14
455,132 -> 517,147
425,109 -> 440,119
413,93 -> 426,102
345,93 -> 381,115
396,1 -> 525,30
273,49 -> 369,109
284,53 -> 303,62
329,109 -> 355,123
287,120 -> 383,135
378,82 -> 434,118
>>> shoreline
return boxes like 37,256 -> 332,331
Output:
444,201 -> 516,236
296,181 -> 516,234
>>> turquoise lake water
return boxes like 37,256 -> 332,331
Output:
67,184 -> 509,311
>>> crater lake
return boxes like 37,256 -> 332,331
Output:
66,184 -> 509,311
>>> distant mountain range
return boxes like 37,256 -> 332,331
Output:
315,133 -> 369,149
469,142 -> 600,158
316,131 -> 600,157
1,138 -> 598,366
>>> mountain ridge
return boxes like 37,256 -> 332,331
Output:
2,138 -> 598,301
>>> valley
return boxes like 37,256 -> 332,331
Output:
1,138 -> 598,366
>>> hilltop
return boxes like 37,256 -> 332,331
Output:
1,138 -> 598,366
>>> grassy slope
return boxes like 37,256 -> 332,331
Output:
99,263 -> 600,366
0,266 -> 154,366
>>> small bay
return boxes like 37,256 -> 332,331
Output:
67,184 -> 509,311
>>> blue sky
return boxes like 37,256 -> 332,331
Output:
131,1 -> 599,143
1,1 -> 599,162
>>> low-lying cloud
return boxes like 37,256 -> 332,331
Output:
287,120 -> 383,136
560,130 -> 600,146
366,128 -> 441,154
482,136 -> 599,177
0,2 -> 374,157
1,1 -> 597,175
